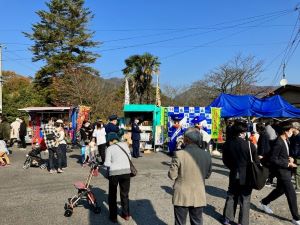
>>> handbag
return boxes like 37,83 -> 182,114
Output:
115,143 -> 137,177
248,142 -> 269,190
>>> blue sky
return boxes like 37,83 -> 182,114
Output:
0,0 -> 299,87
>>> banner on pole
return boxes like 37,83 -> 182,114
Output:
211,107 -> 221,139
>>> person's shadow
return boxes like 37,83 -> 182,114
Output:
88,187 -> 168,225
206,185 -> 227,199
161,185 -> 173,195
130,199 -> 168,225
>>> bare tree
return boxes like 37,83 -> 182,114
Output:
205,54 -> 264,95
52,67 -> 123,120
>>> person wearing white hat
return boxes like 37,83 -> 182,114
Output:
10,118 -> 21,147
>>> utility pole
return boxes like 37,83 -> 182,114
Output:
0,44 -> 3,114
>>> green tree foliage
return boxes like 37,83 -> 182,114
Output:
123,53 -> 160,104
24,0 -> 99,93
2,71 -> 46,122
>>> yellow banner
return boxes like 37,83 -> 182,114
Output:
211,107 -> 221,139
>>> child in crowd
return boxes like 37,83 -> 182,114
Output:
82,137 -> 97,165
0,140 -> 10,166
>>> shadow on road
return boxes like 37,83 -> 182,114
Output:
206,185 -> 227,199
69,154 -> 82,164
161,185 -> 173,195
203,204 -> 223,224
212,168 -> 229,177
88,187 -> 167,225
130,199 -> 168,225
161,161 -> 171,167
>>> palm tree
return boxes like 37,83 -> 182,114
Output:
123,53 -> 160,104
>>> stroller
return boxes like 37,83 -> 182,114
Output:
64,161 -> 101,217
23,143 -> 47,169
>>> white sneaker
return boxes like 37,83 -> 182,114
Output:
258,202 -> 273,214
292,219 -> 300,225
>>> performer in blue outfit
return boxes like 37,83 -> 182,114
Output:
191,115 -> 210,150
168,114 -> 184,156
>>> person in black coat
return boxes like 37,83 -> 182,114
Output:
131,118 -> 142,158
19,117 -> 27,149
290,122 -> 300,192
222,120 -> 258,225
259,121 -> 300,225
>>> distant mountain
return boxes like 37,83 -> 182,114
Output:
102,77 -> 123,88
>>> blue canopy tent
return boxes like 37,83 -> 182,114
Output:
209,93 -> 300,118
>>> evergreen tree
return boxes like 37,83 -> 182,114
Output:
123,53 -> 160,104
24,0 -> 99,92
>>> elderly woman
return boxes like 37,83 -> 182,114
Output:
168,128 -> 212,225
104,132 -> 131,223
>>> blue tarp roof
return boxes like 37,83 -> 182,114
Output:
209,93 -> 300,118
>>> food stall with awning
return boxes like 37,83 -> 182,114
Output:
123,104 -> 162,150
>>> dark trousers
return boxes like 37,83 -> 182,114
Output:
98,144 -> 106,163
262,178 -> 300,220
48,147 -> 56,170
57,146 -> 63,170
132,140 -> 140,158
20,136 -> 26,148
223,175 -> 252,225
58,144 -> 67,168
174,206 -> 203,225
108,174 -> 130,219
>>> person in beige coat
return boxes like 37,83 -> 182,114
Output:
169,127 -> 212,225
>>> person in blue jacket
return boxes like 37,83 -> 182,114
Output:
168,114 -> 184,156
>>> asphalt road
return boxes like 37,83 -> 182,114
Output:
0,145 -> 299,225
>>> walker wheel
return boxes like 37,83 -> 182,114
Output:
64,208 -> 73,217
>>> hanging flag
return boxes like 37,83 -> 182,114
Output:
211,107 -> 221,139
124,78 -> 130,105
156,74 -> 161,106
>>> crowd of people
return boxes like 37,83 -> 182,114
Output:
1,112 -> 300,225
221,119 -> 300,225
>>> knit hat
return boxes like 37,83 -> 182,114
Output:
184,128 -> 201,144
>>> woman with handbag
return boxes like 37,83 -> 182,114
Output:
222,120 -> 258,225
104,132 -> 132,223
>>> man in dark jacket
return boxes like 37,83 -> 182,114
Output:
105,115 -> 119,137
291,122 -> 300,193
0,116 -> 11,143
19,117 -> 27,149
222,120 -> 258,225
259,121 -> 300,225
131,118 -> 141,158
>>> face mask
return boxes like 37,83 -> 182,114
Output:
240,133 -> 246,139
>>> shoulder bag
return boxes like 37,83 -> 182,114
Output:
115,143 -> 137,177
248,141 -> 269,190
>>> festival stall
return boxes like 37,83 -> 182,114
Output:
18,107 -> 71,145
18,105 -> 91,145
123,104 -> 162,151
209,93 -> 300,118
